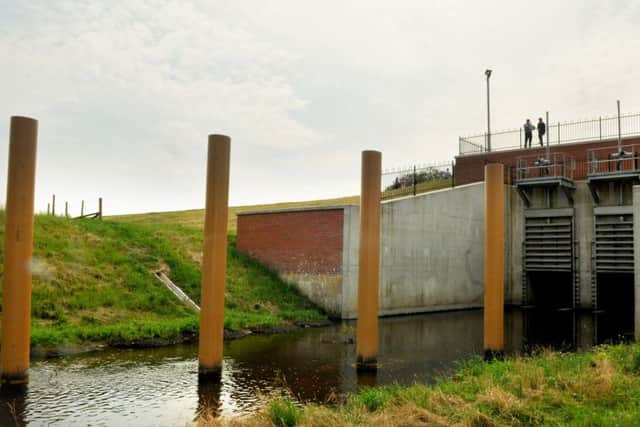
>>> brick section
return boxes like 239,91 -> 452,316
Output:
455,137 -> 640,186
236,209 -> 344,275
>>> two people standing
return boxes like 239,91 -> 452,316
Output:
524,118 -> 546,148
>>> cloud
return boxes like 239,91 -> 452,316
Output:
0,0 -> 639,214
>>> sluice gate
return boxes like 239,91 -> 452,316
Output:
591,206 -> 635,338
522,208 -> 578,310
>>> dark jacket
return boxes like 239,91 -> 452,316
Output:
537,122 -> 546,134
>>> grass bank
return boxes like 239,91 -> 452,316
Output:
0,211 -> 325,348
216,343 -> 640,426
110,195 -> 361,232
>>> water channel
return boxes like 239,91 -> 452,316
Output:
0,308 -> 632,426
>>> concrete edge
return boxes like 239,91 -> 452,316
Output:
341,304 -> 484,320
236,204 -> 358,216
381,181 -> 484,205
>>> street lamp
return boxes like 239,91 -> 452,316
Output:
485,69 -> 492,152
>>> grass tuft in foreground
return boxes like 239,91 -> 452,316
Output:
198,343 -> 640,426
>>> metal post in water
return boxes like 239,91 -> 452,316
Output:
356,150 -> 381,370
198,134 -> 231,379
1,116 -> 38,385
483,163 -> 505,359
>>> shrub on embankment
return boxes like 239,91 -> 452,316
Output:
0,211 -> 325,347
219,343 -> 640,426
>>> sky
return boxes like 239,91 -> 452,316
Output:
1,0 -> 639,215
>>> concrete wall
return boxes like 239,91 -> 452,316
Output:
341,183 -> 486,318
238,178 -> 616,318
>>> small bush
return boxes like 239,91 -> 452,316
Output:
358,387 -> 389,412
267,398 -> 302,427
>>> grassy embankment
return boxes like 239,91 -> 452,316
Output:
211,343 -> 640,426
110,195 -> 361,231
0,183 -> 451,348
0,210 -> 324,347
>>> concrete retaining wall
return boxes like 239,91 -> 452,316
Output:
341,183 -> 485,318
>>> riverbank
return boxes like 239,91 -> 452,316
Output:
0,211 -> 327,351
216,342 -> 640,426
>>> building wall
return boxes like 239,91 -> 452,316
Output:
236,206 -> 347,316
455,137 -> 640,186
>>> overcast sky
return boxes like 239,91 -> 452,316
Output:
1,1 -> 639,215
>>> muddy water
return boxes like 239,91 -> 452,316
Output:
0,308 -> 630,426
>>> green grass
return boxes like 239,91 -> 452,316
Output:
110,195 -> 361,232
0,210 -> 325,347
242,344 -> 640,426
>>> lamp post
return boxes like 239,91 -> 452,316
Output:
485,69 -> 492,152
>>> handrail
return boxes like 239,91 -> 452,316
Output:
459,111 -> 640,155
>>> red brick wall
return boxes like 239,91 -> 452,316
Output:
454,137 -> 640,186
236,208 -> 344,275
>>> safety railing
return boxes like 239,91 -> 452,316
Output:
515,153 -> 575,182
587,144 -> 640,176
459,112 -> 640,155
381,162 -> 453,200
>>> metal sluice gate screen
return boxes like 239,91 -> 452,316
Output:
522,209 -> 578,308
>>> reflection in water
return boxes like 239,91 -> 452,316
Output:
197,376 -> 222,421
0,384 -> 27,427
356,369 -> 378,389
0,308 -> 631,425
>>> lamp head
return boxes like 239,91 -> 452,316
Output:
485,69 -> 492,78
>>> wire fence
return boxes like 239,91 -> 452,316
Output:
381,162 -> 454,200
459,112 -> 640,155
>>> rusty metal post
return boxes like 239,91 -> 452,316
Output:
98,198 -> 103,220
356,150 -> 381,370
198,134 -> 231,378
1,116 -> 38,385
483,163 -> 505,358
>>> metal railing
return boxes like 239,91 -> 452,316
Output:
515,153 -> 575,182
587,144 -> 640,176
459,112 -> 640,155
381,162 -> 453,200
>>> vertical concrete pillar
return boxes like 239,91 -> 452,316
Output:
51,194 -> 55,216
98,197 -> 103,220
356,150 -> 381,369
633,185 -> 640,340
81,200 -> 85,217
483,163 -> 505,357
198,134 -> 231,377
1,116 -> 38,385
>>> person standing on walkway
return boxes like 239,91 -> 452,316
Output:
537,117 -> 546,147
524,119 -> 535,148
